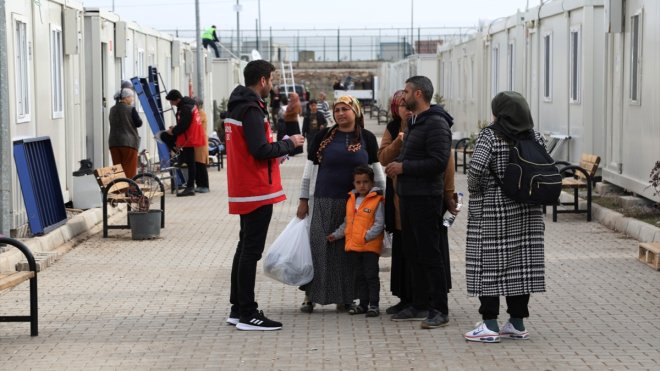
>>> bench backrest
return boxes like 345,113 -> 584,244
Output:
94,165 -> 129,193
578,154 -> 601,180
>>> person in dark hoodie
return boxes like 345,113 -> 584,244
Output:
165,89 -> 206,197
385,75 -> 453,329
224,60 -> 304,331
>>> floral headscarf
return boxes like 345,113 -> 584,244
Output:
333,95 -> 363,119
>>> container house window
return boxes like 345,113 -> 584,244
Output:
629,13 -> 642,103
543,33 -> 553,101
569,28 -> 581,103
15,19 -> 31,123
51,26 -> 64,118
507,42 -> 515,91
491,45 -> 499,97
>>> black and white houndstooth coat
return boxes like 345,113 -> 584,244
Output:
465,127 -> 546,297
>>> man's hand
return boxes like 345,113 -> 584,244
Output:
296,199 -> 309,219
288,134 -> 305,148
397,132 -> 405,141
385,162 -> 403,178
445,193 -> 458,215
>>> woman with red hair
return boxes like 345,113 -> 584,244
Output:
283,92 -> 303,155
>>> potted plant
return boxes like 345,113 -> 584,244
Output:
127,176 -> 163,240
649,161 -> 660,198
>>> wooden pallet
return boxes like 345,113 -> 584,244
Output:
638,242 -> 660,271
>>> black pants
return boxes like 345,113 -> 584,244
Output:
390,229 -> 412,302
479,294 -> 530,320
400,196 -> 448,314
195,162 -> 209,188
202,39 -> 219,57
230,204 -> 273,318
180,147 -> 196,189
350,251 -> 380,307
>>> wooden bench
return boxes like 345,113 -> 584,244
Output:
208,137 -> 225,171
0,236 -> 38,336
638,243 -> 660,271
551,154 -> 601,222
94,164 -> 165,238
377,109 -> 390,125
454,137 -> 474,175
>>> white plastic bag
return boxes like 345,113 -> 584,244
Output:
263,217 -> 314,286
381,232 -> 393,258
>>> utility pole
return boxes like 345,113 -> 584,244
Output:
410,0 -> 414,54
258,0 -> 262,56
0,0 -> 11,236
235,0 -> 241,57
195,0 -> 204,99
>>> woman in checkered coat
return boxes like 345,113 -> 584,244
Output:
464,91 -> 546,343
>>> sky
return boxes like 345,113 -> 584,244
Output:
80,0 -> 536,32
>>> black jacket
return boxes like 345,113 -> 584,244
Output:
227,85 -> 294,160
301,111 -> 327,138
171,96 -> 197,137
396,104 -> 453,197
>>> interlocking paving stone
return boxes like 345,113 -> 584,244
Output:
0,117 -> 658,370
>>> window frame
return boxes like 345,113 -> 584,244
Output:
50,24 -> 65,119
542,32 -> 553,102
507,41 -> 515,91
14,16 -> 31,123
629,11 -> 643,105
491,44 -> 500,98
569,26 -> 581,104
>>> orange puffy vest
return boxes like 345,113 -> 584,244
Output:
344,190 -> 384,255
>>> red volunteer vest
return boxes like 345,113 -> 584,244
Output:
225,112 -> 286,215
175,106 -> 206,147
344,191 -> 384,255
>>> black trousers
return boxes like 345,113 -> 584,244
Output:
399,196 -> 448,314
195,162 -> 209,188
180,147 -> 196,189
202,39 -> 219,57
349,251 -> 380,307
230,204 -> 273,318
479,294 -> 530,320
389,229 -> 412,302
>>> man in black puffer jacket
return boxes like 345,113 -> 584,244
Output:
385,75 -> 453,329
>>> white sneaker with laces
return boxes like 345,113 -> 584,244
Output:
500,321 -> 529,339
464,321 -> 501,343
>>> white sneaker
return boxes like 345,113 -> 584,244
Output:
500,321 -> 529,340
464,321 -> 501,343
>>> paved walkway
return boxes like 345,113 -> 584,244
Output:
1,118 -> 658,370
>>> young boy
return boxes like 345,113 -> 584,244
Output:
328,165 -> 385,317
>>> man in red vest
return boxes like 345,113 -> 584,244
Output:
165,89 -> 206,197
225,60 -> 304,331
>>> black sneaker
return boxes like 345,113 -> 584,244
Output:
176,187 -> 195,197
420,309 -> 449,329
236,310 -> 282,331
385,301 -> 409,315
391,306 -> 428,321
226,310 -> 239,326
366,305 -> 380,317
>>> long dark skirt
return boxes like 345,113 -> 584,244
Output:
302,197 -> 355,305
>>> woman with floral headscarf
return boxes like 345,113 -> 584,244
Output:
378,91 -> 457,316
296,95 -> 385,313
284,92 -> 303,155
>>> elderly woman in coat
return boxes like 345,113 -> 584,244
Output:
464,91 -> 546,343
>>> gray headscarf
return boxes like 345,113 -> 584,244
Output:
491,91 -> 534,138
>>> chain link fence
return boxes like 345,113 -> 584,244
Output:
162,26 -> 477,62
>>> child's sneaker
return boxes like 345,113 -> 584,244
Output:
464,321 -> 501,343
500,320 -> 529,340
365,305 -> 380,317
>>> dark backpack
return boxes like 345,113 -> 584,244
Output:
489,128 -> 562,205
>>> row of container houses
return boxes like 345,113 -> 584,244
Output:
2,0 -> 244,234
377,0 -> 659,203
